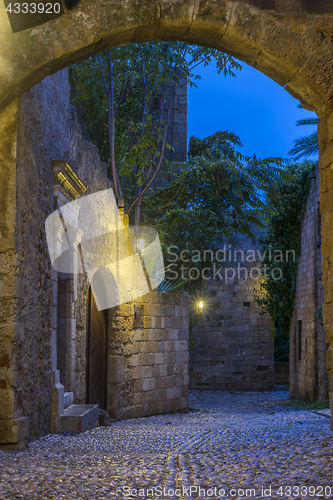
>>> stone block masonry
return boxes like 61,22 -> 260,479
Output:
7,68 -> 113,443
318,113 -> 333,429
289,164 -> 329,403
274,362 -> 289,385
189,232 -> 274,392
1,0 -> 333,434
153,77 -> 187,188
0,68 -> 190,445
107,291 -> 189,420
0,99 -> 30,444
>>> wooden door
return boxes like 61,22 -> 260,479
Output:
86,287 -> 107,409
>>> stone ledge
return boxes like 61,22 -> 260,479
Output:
60,404 -> 99,434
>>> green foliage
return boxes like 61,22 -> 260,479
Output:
157,272 -> 190,293
290,398 -> 330,410
256,161 -> 316,361
274,332 -> 289,363
288,106 -> 319,160
143,130 -> 292,292
288,131 -> 319,160
69,46 -> 170,191
69,43 -> 241,212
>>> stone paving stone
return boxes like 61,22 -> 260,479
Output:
0,390 -> 332,499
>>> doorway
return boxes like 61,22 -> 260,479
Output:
86,287 -> 108,410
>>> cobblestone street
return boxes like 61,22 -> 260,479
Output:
0,390 -> 332,500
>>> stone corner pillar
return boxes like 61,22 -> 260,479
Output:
318,109 -> 333,431
50,370 -> 64,433
0,99 -> 21,445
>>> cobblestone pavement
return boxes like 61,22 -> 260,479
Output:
0,390 -> 332,500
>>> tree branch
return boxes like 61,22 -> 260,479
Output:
134,68 -> 149,226
143,82 -> 166,184
107,50 -> 119,200
126,84 -> 176,214
98,55 -> 110,95
115,71 -> 150,114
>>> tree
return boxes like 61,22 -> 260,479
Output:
288,105 -> 319,160
256,161 -> 316,361
69,43 -> 241,224
142,130 -> 292,292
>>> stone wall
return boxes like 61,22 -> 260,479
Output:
0,100 -> 30,445
152,76 -> 188,188
289,164 -> 329,403
10,69 -> 111,442
274,362 -> 289,385
3,1 -> 333,121
106,292 -> 189,420
75,289 -> 189,421
238,0 -> 333,13
189,232 -> 274,391
318,108 -> 333,430
0,0 -> 332,433
165,78 -> 187,164
0,68 -> 190,444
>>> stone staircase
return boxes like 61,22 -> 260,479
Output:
60,390 -> 99,433
60,403 -> 99,433
314,408 -> 331,419
51,371 -> 99,434
64,391 -> 74,409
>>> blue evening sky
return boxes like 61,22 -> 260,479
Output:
187,59 -> 318,160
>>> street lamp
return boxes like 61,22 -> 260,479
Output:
136,237 -> 146,255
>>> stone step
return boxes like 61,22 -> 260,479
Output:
64,392 -> 73,409
314,408 -> 331,419
60,404 -> 99,433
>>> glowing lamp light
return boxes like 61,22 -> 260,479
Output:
198,301 -> 204,310
136,238 -> 146,253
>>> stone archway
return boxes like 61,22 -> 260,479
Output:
0,1 -> 333,116
1,0 -> 333,440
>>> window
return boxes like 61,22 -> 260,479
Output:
298,320 -> 302,361
317,202 -> 321,248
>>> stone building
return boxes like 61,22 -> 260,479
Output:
190,231 -> 274,391
160,78 -> 188,172
0,69 -> 189,446
190,163 -> 330,398
3,0 -> 333,436
289,164 -> 330,403
1,0 -> 333,434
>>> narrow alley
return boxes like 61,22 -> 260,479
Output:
0,390 -> 332,499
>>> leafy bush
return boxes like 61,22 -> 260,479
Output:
257,161 -> 316,361
143,131 -> 291,293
